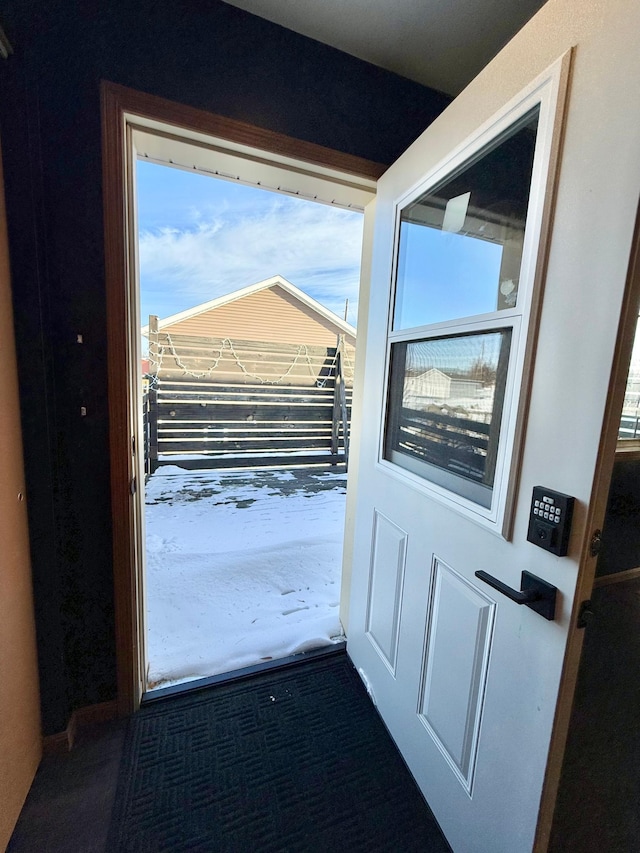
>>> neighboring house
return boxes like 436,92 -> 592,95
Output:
404,368 -> 483,403
142,275 -> 356,350
142,275 -> 356,388
449,378 -> 483,398
405,367 -> 451,399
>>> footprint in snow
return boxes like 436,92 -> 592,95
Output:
146,534 -> 180,553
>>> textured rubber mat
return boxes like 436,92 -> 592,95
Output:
107,653 -> 451,852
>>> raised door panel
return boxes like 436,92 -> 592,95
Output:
365,510 -> 407,674
418,559 -> 495,792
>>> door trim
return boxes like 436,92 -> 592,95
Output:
101,81 -> 384,715
535,194 -> 640,850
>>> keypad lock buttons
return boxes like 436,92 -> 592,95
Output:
527,487 -> 575,556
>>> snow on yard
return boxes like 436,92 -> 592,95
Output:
144,466 -> 347,689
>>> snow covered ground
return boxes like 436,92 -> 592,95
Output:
144,465 -> 347,689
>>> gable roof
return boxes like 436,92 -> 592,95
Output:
413,367 -> 450,380
141,275 -> 357,337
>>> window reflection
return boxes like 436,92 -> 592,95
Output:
393,108 -> 539,330
385,330 -> 511,507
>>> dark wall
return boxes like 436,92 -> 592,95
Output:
0,0 -> 450,734
549,576 -> 640,852
596,456 -> 640,577
549,460 -> 640,850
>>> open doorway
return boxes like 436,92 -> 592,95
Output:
101,83 -> 381,711
549,237 -> 640,851
136,160 -> 364,691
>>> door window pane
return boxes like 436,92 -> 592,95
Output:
619,315 -> 640,440
384,330 -> 512,507
393,108 -> 539,330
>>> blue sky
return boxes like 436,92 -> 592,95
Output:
136,160 -> 364,326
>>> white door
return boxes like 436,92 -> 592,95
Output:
347,56 -> 583,853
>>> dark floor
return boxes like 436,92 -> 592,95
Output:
8,719 -> 127,853
8,654 -> 449,853
14,584 -> 640,853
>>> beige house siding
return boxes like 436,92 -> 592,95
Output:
163,284 -> 356,347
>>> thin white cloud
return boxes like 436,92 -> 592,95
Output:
139,198 -> 363,324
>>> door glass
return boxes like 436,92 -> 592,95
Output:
384,329 -> 512,508
619,314 -> 640,440
393,108 -> 539,330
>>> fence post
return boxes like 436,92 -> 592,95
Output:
148,315 -> 159,473
331,336 -> 350,467
337,336 -> 350,467
331,343 -> 340,460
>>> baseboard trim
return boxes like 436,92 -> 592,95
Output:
593,565 -> 640,588
42,700 -> 119,754
42,729 -> 72,755
72,699 -> 119,726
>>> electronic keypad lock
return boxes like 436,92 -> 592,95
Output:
527,486 -> 575,556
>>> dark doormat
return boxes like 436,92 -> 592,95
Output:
108,652 -> 451,852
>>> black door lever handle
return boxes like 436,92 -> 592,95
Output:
475,571 -> 541,604
475,570 -> 557,620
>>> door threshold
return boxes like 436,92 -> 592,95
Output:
141,641 -> 347,705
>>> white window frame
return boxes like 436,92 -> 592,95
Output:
375,59 -> 568,537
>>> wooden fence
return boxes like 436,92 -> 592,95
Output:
390,406 -> 492,483
620,412 -> 640,440
143,326 -> 354,472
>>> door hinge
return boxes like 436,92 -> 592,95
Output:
589,529 -> 602,558
577,599 -> 594,629
130,476 -> 137,495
